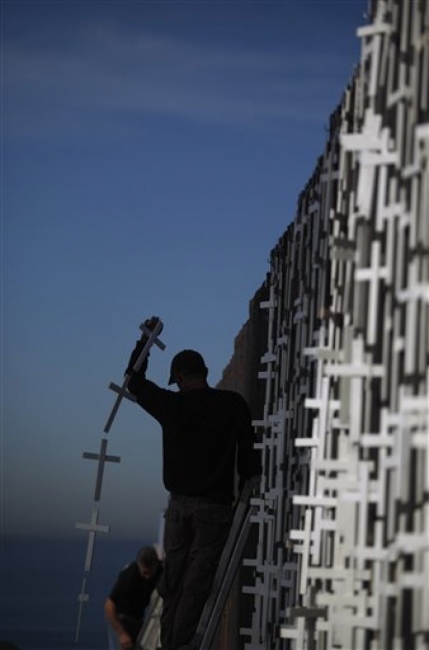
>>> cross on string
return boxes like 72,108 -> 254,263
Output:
75,318 -> 166,643
76,504 -> 110,570
74,506 -> 108,641
83,437 -> 121,501
74,576 -> 90,643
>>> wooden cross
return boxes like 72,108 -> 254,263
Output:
83,437 -> 121,501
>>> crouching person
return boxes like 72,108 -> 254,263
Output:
105,546 -> 163,650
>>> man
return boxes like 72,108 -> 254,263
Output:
105,545 -> 163,650
125,317 -> 261,650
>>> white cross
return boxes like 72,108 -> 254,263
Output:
83,437 -> 121,501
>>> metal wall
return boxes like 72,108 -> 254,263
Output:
219,1 -> 429,648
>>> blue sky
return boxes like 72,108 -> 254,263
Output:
1,0 -> 367,542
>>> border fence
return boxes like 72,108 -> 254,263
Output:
218,1 -> 429,648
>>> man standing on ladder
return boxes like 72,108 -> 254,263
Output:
125,317 -> 261,650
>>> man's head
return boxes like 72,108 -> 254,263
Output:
136,546 -> 159,580
168,349 -> 208,390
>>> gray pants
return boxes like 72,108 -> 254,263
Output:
159,495 -> 233,650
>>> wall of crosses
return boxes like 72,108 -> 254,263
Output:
239,1 -> 429,648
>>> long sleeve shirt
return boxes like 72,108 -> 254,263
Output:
128,375 -> 260,504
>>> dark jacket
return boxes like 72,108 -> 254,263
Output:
128,375 -> 260,504
109,561 -> 162,640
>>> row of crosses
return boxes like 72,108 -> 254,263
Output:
74,319 -> 165,642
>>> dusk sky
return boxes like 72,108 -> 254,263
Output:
2,0 -> 367,544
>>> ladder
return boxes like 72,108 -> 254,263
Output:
192,480 -> 257,650
137,591 -> 163,650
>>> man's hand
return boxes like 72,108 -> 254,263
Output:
125,316 -> 160,376
118,630 -> 133,649
142,316 -> 160,335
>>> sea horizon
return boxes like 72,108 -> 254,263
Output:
0,535 -> 153,650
